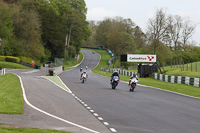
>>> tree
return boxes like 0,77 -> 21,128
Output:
167,15 -> 183,53
37,1 -> 67,59
10,1 -> 45,58
132,26 -> 146,49
51,0 -> 90,55
146,8 -> 168,54
95,18 -> 112,47
0,1 -> 14,55
182,19 -> 195,47
122,18 -> 135,34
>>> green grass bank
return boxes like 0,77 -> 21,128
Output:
0,73 -> 24,114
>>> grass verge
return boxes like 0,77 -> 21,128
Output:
87,48 -> 200,98
0,61 -> 31,69
43,76 -> 71,92
0,125 -> 71,133
0,73 -> 24,114
63,52 -> 83,70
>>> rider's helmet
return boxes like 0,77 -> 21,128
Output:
114,70 -> 118,73
132,73 -> 136,77
83,70 -> 86,73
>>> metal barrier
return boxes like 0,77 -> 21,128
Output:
154,73 -> 200,87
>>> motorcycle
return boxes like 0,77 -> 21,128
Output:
81,73 -> 87,83
111,76 -> 119,89
129,78 -> 138,91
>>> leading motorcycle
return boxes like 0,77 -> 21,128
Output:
111,76 -> 119,89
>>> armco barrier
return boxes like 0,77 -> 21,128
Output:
154,73 -> 200,87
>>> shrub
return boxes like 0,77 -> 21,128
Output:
5,56 -> 20,63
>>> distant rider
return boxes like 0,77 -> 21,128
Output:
129,73 -> 139,86
110,70 -> 120,84
80,66 -> 83,72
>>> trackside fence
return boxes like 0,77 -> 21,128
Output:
154,73 -> 200,87
0,68 -> 6,75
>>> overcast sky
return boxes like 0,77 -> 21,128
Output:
85,0 -> 200,45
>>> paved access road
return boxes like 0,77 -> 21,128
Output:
59,49 -> 200,133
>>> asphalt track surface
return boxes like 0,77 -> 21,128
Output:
2,68 -> 111,132
59,49 -> 200,133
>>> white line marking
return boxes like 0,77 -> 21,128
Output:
110,128 -> 117,132
103,122 -> 109,125
94,113 -> 99,116
81,102 -> 85,104
16,74 -> 100,133
90,110 -> 94,112
87,107 -> 91,109
98,117 -> 103,120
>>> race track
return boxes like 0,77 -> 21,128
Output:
59,49 -> 200,133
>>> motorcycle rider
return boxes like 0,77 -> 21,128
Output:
129,73 -> 139,86
110,70 -> 120,84
80,70 -> 88,80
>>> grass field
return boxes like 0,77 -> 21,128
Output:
43,76 -> 71,92
162,65 -> 200,78
0,125 -> 71,133
86,48 -> 200,98
0,73 -> 24,114
0,61 -> 31,69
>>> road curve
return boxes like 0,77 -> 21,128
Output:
59,49 -> 200,133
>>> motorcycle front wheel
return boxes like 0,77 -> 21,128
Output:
130,83 -> 135,91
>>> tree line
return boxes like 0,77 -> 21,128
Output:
0,0 -> 90,62
84,8 -> 200,68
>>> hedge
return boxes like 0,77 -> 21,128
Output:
0,56 -> 6,61
5,56 -> 20,63
19,56 -> 40,64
